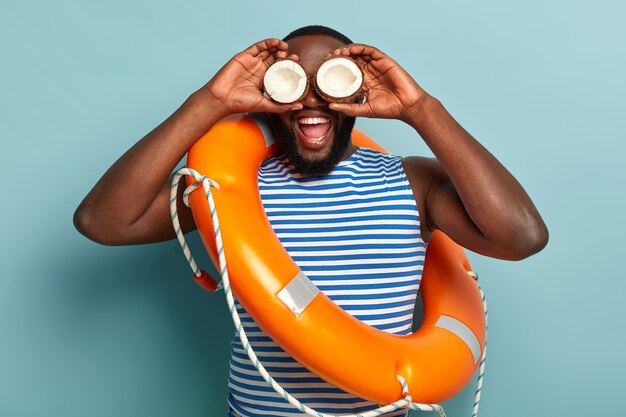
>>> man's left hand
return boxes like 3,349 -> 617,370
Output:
327,44 -> 428,122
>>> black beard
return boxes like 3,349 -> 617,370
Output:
267,114 -> 356,176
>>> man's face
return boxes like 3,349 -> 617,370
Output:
267,35 -> 357,176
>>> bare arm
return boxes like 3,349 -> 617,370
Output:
329,44 -> 548,260
402,96 -> 548,260
73,93 -> 223,245
74,38 -> 302,245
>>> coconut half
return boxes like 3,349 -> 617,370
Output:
314,56 -> 364,103
263,59 -> 309,104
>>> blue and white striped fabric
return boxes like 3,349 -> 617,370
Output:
227,147 -> 427,417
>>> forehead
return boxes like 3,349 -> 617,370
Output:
286,35 -> 346,74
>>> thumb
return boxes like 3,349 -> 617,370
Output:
328,102 -> 371,118
257,98 -> 303,113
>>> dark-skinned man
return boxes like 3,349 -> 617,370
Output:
74,25 -> 548,417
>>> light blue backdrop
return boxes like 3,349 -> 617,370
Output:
1,1 -> 624,416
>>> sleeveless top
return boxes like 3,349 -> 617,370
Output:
227,147 -> 427,417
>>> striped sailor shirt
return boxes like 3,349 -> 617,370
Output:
227,147 -> 426,417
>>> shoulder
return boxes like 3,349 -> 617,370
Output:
400,156 -> 445,243
353,148 -> 404,172
401,156 -> 446,182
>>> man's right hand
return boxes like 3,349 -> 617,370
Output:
74,38 -> 301,246
198,38 -> 303,116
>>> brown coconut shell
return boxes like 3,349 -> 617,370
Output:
263,58 -> 310,104
313,56 -> 364,103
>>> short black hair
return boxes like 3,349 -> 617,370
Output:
283,25 -> 353,45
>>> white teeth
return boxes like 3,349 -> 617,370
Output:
298,117 -> 330,125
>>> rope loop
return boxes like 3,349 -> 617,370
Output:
181,174 -> 220,208
170,168 -> 223,290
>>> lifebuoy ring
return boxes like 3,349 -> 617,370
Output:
186,114 -> 486,405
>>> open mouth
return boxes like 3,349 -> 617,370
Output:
295,116 -> 333,151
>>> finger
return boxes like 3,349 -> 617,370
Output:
328,102 -> 373,118
262,50 -> 286,67
352,55 -> 373,67
329,46 -> 358,61
340,43 -> 387,61
261,48 -> 292,68
262,52 -> 299,70
328,47 -> 346,58
258,98 -> 303,114
242,38 -> 288,64
256,45 -> 285,64
353,54 -> 400,80
247,38 -> 288,56
325,47 -> 373,75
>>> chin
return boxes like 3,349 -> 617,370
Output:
296,142 -> 334,162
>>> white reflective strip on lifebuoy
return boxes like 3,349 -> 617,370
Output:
277,271 -> 320,316
248,113 -> 275,148
435,315 -> 481,363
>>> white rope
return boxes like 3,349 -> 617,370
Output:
170,168 -> 223,290
170,167 -> 488,417
468,271 -> 487,417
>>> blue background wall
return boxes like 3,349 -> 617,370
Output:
1,1 -> 624,416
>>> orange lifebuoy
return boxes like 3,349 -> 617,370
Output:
186,114 -> 486,405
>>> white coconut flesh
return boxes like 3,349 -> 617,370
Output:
316,57 -> 363,99
263,60 -> 308,103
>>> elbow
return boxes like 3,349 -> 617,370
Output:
73,205 -> 123,246
506,220 -> 549,261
